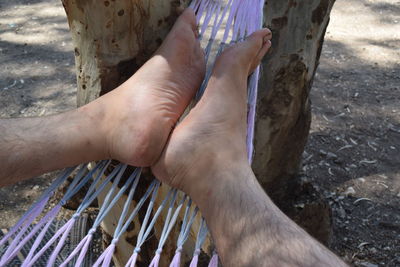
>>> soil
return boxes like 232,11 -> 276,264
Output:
305,1 -> 400,266
0,0 -> 399,266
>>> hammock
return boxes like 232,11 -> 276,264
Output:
0,0 -> 264,266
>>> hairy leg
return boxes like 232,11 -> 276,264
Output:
153,29 -> 347,267
0,9 -> 204,184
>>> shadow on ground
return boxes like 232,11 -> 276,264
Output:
302,1 -> 400,264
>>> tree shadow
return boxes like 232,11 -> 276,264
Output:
336,0 -> 400,25
0,38 -> 76,116
305,36 -> 400,189
0,0 -> 56,12
301,17 -> 400,265
361,0 -> 400,24
0,0 -> 76,118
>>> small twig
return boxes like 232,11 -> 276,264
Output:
338,145 -> 353,151
357,242 -> 370,249
350,138 -> 358,145
367,141 -> 377,151
353,198 -> 372,204
360,159 -> 377,164
322,114 -> 332,122
373,180 -> 389,188
2,80 -> 17,90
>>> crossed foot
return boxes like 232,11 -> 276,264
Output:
90,8 -> 272,178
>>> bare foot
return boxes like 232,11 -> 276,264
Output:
87,9 -> 205,166
152,28 -> 272,196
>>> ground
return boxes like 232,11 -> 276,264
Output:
0,0 -> 399,266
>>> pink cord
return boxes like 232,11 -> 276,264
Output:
59,233 -> 91,267
126,251 -> 138,267
3,204 -> 61,266
91,243 -> 116,267
169,249 -> 182,267
208,252 -> 219,267
46,218 -> 75,267
148,250 -> 161,267
189,255 -> 199,267
26,215 -> 71,266
101,243 -> 116,267
74,234 -> 93,267
0,195 -> 48,248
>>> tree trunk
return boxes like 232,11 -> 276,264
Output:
62,0 -> 187,106
63,0 -> 336,265
61,1 -> 202,266
253,0 -> 336,244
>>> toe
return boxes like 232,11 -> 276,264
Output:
249,40 -> 272,72
177,8 -> 198,33
257,40 -> 272,61
244,28 -> 272,55
245,28 -> 272,73
212,28 -> 272,78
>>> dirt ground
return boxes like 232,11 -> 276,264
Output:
304,1 -> 400,266
0,0 -> 399,266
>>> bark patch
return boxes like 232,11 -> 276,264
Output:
261,56 -> 307,119
312,0 -> 330,25
271,16 -> 288,30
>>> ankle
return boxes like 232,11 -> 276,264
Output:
76,103 -> 110,161
188,157 -> 252,209
183,148 -> 250,202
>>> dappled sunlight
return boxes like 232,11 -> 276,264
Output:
1,54 -> 64,79
0,2 -> 70,46
326,0 -> 399,66
0,0 -> 75,118
304,0 -> 400,263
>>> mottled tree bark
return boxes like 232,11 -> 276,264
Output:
253,0 -> 336,244
62,0 -> 187,107
63,0 -> 336,265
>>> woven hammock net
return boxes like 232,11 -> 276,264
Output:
0,0 -> 264,266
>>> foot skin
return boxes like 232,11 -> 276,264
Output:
87,9 -> 206,166
152,28 -> 272,197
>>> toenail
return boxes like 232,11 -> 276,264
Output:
264,40 -> 272,47
263,36 -> 271,44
